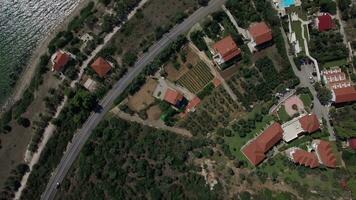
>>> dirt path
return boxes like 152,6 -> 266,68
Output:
0,0 -> 91,114
111,107 -> 193,138
14,96 -> 67,200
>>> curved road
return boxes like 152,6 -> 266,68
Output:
40,1 -> 226,199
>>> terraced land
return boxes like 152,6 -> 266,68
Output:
177,61 -> 213,94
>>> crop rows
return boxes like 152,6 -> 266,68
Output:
177,61 -> 213,93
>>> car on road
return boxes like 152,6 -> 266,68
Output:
56,182 -> 60,189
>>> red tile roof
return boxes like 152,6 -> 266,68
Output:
185,97 -> 201,113
53,51 -> 70,71
248,22 -> 273,46
315,140 -> 337,168
242,141 -> 266,166
164,89 -> 184,105
91,57 -> 112,78
299,114 -> 320,133
242,122 -> 283,166
333,86 -> 356,104
212,77 -> 222,88
348,138 -> 356,150
213,36 -> 241,62
292,149 -> 320,168
318,13 -> 333,32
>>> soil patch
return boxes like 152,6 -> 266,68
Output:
127,78 -> 157,112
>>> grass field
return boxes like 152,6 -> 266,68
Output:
291,20 -> 305,54
322,59 -> 348,69
177,61 -> 213,94
299,94 -> 312,108
277,105 -> 290,122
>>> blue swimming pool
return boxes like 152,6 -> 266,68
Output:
282,0 -> 295,8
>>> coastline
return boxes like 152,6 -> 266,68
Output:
0,0 -> 91,114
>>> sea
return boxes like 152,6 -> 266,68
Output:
0,0 -> 81,106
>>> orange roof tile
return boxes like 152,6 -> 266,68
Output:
248,22 -> 273,46
213,36 -> 241,62
242,122 -> 283,166
185,97 -> 201,113
212,77 -> 222,88
242,141 -> 266,166
91,57 -> 112,78
164,89 -> 183,105
292,149 -> 320,168
299,114 -> 320,133
53,51 -> 70,71
316,140 -> 337,168
333,86 -> 356,104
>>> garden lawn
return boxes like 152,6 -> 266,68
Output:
299,94 -> 312,108
291,20 -> 305,54
277,105 -> 290,122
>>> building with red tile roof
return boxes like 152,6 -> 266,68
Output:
282,113 -> 320,142
322,68 -> 356,104
212,36 -> 241,65
299,114 -> 320,133
312,140 -> 337,168
242,122 -> 283,166
316,13 -> 333,32
51,50 -> 71,72
348,138 -> 356,150
91,57 -> 112,78
164,88 -> 184,106
287,148 -> 320,168
248,22 -> 273,46
333,87 -> 356,104
184,97 -> 201,113
212,77 -> 222,87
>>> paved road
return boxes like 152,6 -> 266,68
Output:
40,1 -> 226,199
281,27 -> 336,141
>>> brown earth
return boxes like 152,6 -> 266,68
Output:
127,78 -> 157,112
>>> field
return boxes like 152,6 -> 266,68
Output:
177,61 -> 214,94
111,0 -> 198,61
127,78 -> 157,112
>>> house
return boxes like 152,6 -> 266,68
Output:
91,57 -> 112,78
51,50 -> 71,72
316,13 -> 333,32
286,147 -> 320,168
322,68 -> 356,104
212,36 -> 241,66
312,140 -> 337,168
348,138 -> 356,150
184,97 -> 201,113
242,123 -> 283,166
248,22 -> 273,48
282,113 -> 320,142
164,88 -> 184,106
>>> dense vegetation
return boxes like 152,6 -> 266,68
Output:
331,103 -> 356,139
56,117 -> 221,199
309,30 -> 349,64
0,164 -> 29,199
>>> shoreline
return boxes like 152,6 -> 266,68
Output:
0,0 -> 91,114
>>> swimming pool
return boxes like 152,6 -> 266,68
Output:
282,0 -> 295,8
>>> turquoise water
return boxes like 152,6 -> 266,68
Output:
0,0 -> 81,106
282,0 -> 295,8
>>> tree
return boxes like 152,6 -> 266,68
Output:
314,83 -> 332,105
17,117 -> 31,128
198,0 -> 210,6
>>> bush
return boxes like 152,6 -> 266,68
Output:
17,117 -> 31,128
